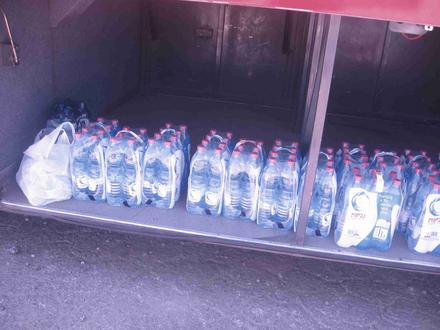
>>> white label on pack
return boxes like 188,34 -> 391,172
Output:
414,194 -> 440,253
336,188 -> 377,248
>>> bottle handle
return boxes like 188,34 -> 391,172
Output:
115,130 -> 144,144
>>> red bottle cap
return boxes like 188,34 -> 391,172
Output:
154,133 -> 161,140
111,119 -> 119,125
127,139 -> 135,145
197,145 -> 205,152
110,137 -> 117,143
250,152 -> 258,159
226,132 -> 233,139
139,128 -> 147,135
123,126 -> 130,131
232,150 -> 240,157
164,141 -> 172,148
268,157 -> 276,164
393,179 -> 401,187
165,122 -> 172,128
274,139 -> 282,146
210,129 -> 217,135
201,139 -> 209,147
74,133 -> 81,140
289,154 -> 297,162
148,138 -> 154,145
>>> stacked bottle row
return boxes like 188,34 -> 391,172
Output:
187,132 -> 301,231
70,118 -> 190,209
304,143 -> 440,255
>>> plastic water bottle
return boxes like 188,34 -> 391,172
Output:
187,145 -> 209,214
106,137 -> 125,206
398,168 -> 423,233
223,150 -> 244,218
110,119 -> 121,137
205,148 -> 225,215
335,174 -> 375,247
155,141 -> 175,209
408,182 -> 440,255
257,157 -> 278,227
121,139 -> 142,207
160,124 -> 189,194
71,133 -> 89,200
358,179 -> 402,251
257,157 -> 297,230
87,135 -> 105,202
142,138 -> 159,205
307,166 -> 337,237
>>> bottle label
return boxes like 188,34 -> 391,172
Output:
336,188 -> 377,248
373,192 -> 401,242
414,194 -> 440,253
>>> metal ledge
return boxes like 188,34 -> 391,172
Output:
1,179 -> 439,273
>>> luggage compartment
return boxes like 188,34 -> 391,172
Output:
0,0 -> 439,272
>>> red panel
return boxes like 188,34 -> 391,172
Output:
184,0 -> 440,26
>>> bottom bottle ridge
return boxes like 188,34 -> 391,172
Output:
17,113 -> 440,256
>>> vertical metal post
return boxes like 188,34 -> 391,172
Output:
295,14 -> 341,245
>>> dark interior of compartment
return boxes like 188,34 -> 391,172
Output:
1,0 -> 440,175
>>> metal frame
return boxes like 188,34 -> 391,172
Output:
296,14 -> 341,244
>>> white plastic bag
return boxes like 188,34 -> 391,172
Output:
16,122 -> 75,206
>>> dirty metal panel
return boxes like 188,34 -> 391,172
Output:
217,6 -> 293,107
375,28 -> 440,121
148,0 -> 221,93
328,17 -> 388,116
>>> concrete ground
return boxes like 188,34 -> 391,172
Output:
0,211 -> 439,329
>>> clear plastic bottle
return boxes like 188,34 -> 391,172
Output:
398,168 -> 423,234
257,157 -> 279,228
223,150 -> 243,218
121,139 -> 142,207
142,138 -> 159,205
205,148 -> 225,216
334,175 -> 368,247
187,145 -> 209,214
359,179 -> 402,251
408,182 -> 440,254
307,166 -> 337,237
87,135 -> 105,202
155,141 -> 175,209
258,158 -> 297,230
71,133 -> 89,200
105,137 -> 125,206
